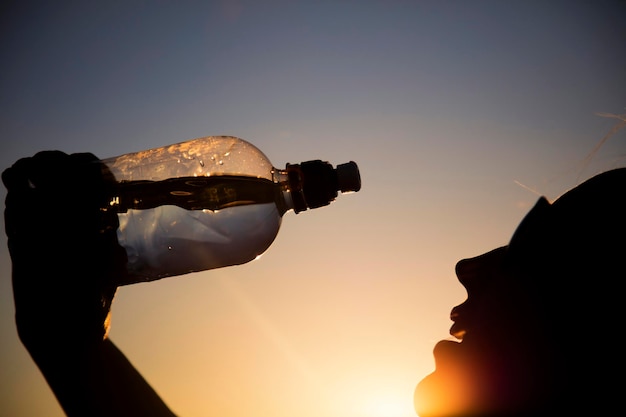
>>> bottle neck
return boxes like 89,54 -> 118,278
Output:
272,169 -> 295,214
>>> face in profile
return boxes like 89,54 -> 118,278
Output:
414,245 -> 553,417
414,169 -> 626,417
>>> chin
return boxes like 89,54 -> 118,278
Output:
414,339 -> 546,417
414,340 -> 483,417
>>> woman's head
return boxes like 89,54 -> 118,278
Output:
415,168 -> 626,416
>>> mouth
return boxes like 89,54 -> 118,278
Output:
448,325 -> 465,340
449,300 -> 473,340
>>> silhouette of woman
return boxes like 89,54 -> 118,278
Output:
415,168 -> 626,416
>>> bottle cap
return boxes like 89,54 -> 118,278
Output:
287,160 -> 361,213
336,161 -> 361,193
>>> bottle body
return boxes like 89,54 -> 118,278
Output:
116,202 -> 282,282
100,136 -> 361,284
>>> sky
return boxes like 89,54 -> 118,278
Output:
1,1 -> 625,416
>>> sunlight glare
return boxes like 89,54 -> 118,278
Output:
363,394 -> 415,417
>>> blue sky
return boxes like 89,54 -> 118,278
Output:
1,2 -> 624,416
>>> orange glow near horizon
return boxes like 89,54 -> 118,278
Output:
361,392 -> 417,417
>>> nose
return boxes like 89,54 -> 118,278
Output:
455,246 -> 507,292
450,247 -> 508,339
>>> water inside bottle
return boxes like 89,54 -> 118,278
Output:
113,176 -> 285,282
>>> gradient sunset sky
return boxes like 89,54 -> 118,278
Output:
1,1 -> 625,417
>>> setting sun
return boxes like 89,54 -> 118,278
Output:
363,395 -> 415,417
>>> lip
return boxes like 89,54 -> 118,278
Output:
449,321 -> 466,339
449,302 -> 470,339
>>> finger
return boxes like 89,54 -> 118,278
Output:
2,158 -> 35,191
2,151 -> 70,191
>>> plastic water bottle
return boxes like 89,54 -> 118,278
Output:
100,136 -> 361,284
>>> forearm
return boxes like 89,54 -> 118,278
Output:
4,153 -> 176,416
26,338 -> 177,417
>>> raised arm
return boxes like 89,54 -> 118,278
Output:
3,151 -> 177,417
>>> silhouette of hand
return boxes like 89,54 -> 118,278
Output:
3,151 -> 126,352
